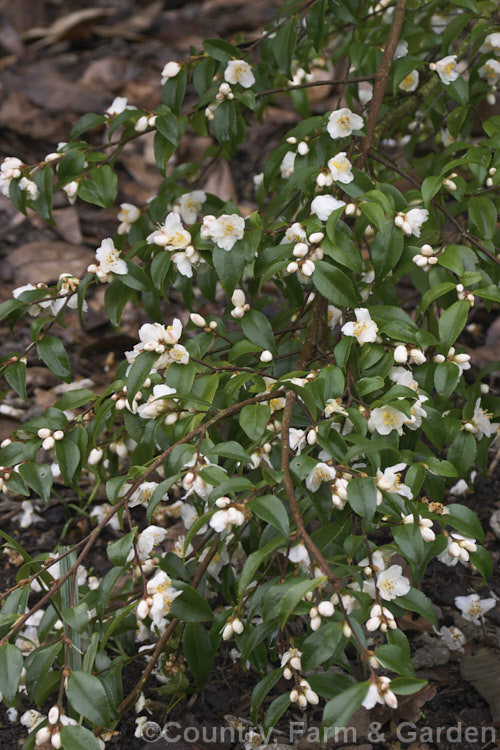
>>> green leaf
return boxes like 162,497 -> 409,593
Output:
446,503 -> 484,542
421,175 -> 442,207
434,361 -> 460,398
203,38 -> 241,62
55,439 -> 81,483
32,166 -> 54,222
78,166 -> 118,209
0,644 -> 23,704
126,350 -> 158,404
184,622 -> 214,687
347,476 -> 378,524
212,245 -> 244,297
468,196 -> 496,239
239,403 -> 270,440
419,282 -> 456,313
389,676 -> 428,695
5,360 -> 27,400
263,693 -> 292,733
107,529 -> 136,566
70,113 -> 105,139
171,582 -> 214,622
60,725 -> 103,750
213,100 -> 238,147
66,671 -> 113,726
247,495 -> 290,537
438,300 -> 469,346
301,621 -> 343,671
395,588 -> 438,626
37,335 -> 71,382
250,668 -> 283,724
312,260 -> 360,307
278,577 -> 325,628
322,681 -> 369,732
375,644 -> 414,677
25,642 -> 62,705
162,68 -> 187,114
447,430 -> 476,473
18,463 -> 53,504
237,538 -> 284,600
241,309 -> 276,353
359,203 -> 386,233
273,19 -> 297,78
105,280 -> 133,329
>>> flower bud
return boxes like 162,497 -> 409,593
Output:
433,354 -> 445,363
0,438 -> 12,448
293,242 -> 309,258
42,436 -> 55,451
342,621 -> 352,638
393,345 -> 408,363
297,141 -> 309,156
209,321 -> 218,330
421,244 -> 434,256
487,92 -> 496,105
317,600 -> 334,617
301,259 -> 315,277
38,428 -> 52,439
231,306 -> 245,319
316,172 -> 328,187
231,289 -> 246,307
135,115 -> 149,132
48,707 -> 60,725
53,430 -> 64,441
222,622 -> 234,641
286,136 -> 297,145
283,667 -> 293,680
310,615 -> 322,631
306,429 -> 317,445
36,726 -> 52,745
137,599 -> 150,619
232,617 -> 244,634
345,203 -> 356,216
308,232 -> 324,244
51,734 -> 62,749
287,261 -> 298,273
260,350 -> 273,363
190,313 -> 206,327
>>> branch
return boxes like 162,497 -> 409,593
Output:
362,0 -> 406,154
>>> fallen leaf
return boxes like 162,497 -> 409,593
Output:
21,8 -> 113,45
397,684 -> 437,722
203,160 -> 238,203
7,241 -> 94,286
460,648 -> 500,720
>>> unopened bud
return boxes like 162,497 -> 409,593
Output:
48,707 -> 60,725
260,350 -> 273,363
190,313 -> 206,327
297,141 -> 309,156
53,430 -> 64,441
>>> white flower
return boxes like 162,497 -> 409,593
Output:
146,571 -> 182,629
399,70 -> 419,92
147,212 -> 191,250
362,677 -> 398,710
0,156 -> 23,195
402,513 -> 435,542
125,481 -> 159,508
172,247 -> 201,278
376,463 -> 413,499
480,32 -> 500,55
281,647 -> 302,672
395,208 -> 429,237
51,273 -> 87,315
209,506 -> 246,533
327,152 -> 354,184
138,384 -> 177,420
91,238 -> 128,282
134,526 -> 167,561
90,503 -> 121,531
310,195 -> 346,221
365,603 -> 397,632
478,59 -> 500,85
394,40 -> 408,58
468,398 -> 499,439
280,151 -> 296,179
454,593 -> 496,625
176,190 -> 206,224
288,428 -> 306,453
282,222 -> 307,244
431,56 -> 460,85
13,283 -> 54,317
324,399 -> 348,419
368,405 -> 408,436
105,97 -> 131,117
201,213 -> 245,251
305,462 -> 336,492
161,61 -> 181,83
376,564 -> 411,601
341,308 -> 378,344
288,543 -> 310,566
19,177 -> 39,200
125,319 -> 189,369
118,203 -> 140,234
327,305 -> 342,329
327,108 -> 364,139
438,625 -> 466,651
20,709 -> 45,730
224,60 -> 255,88
62,180 -> 78,204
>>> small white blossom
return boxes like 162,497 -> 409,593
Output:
430,56 -> 460,85
480,33 -> 500,55
175,190 -> 206,224
117,203 -> 141,234
161,61 -> 181,83
395,208 -> 429,237
402,513 -> 435,542
376,463 -> 413,499
224,60 -> 255,88
0,156 -> 23,195
438,625 -> 467,651
125,320 -> 189,369
209,506 -> 246,533
137,384 -> 177,421
310,195 -> 346,221
327,305 -> 342,329
454,593 -> 496,625
362,677 -> 398,710
327,152 -> 354,183
327,108 -> 364,139
147,212 -> 191,250
105,97 -> 132,117
280,151 -> 296,179
90,238 -> 128,282
134,525 -> 167,561
394,40 -> 408,58
306,462 -> 336,492
341,308 -> 378,344
19,177 -> 39,200
376,564 -> 411,601
467,398 -> 499,439
201,213 -> 245,251
368,405 -> 408,436
365,603 -> 397,632
399,70 -> 419,92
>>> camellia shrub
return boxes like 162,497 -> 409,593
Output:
1,0 -> 500,746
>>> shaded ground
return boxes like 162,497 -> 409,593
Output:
1,1 -> 500,749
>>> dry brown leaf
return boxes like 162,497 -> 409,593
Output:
79,57 -> 139,93
460,648 -> 500,720
21,8 -> 113,45
6,241 -> 94,286
397,684 -> 437,722
51,208 -> 83,246
203,160 -> 238,203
